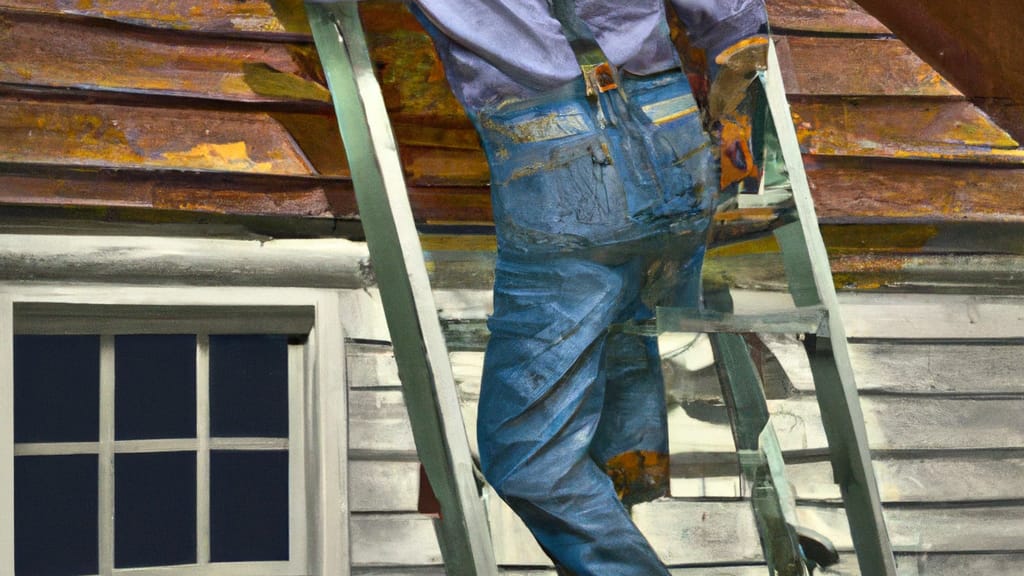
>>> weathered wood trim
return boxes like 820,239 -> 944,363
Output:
98,335 -> 115,576
287,342 -> 310,570
195,335 -> 212,565
12,438 -> 290,456
102,562 -> 302,576
0,294 -> 12,575
0,234 -> 371,288
310,291 -> 350,576
14,304 -> 316,336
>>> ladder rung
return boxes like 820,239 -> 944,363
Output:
623,305 -> 828,336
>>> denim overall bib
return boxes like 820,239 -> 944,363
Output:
460,6 -> 719,575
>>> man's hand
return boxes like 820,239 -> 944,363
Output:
707,35 -> 769,123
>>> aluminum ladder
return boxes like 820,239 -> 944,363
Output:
306,2 -> 897,574
644,41 -> 899,574
306,3 -> 498,575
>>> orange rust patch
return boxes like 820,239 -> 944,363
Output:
708,234 -> 781,258
715,35 -> 769,66
719,115 -> 758,189
603,450 -> 670,506
160,141 -> 273,173
822,224 -> 940,254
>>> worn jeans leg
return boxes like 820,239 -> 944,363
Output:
479,253 -> 670,576
590,241 -> 707,505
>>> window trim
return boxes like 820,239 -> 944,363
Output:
0,285 -> 350,576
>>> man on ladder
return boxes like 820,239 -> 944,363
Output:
410,1 -> 767,573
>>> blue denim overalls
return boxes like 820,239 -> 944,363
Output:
471,54 -> 719,574
413,2 -> 719,572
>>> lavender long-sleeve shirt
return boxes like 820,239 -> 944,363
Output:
412,0 -> 766,110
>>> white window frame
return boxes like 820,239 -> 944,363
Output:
0,284 -> 350,576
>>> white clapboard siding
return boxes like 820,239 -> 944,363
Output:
348,561 -> 770,569
762,335 -> 1024,395
348,342 -> 403,389
632,500 -> 1024,565
875,555 -> 1024,576
348,498 -> 1024,568
349,389 -> 418,454
836,293 -> 1024,340
347,455 -> 1024,509
349,307 -> 1024,399
349,387 -> 1024,456
348,554 -> 1024,575
785,455 -> 1024,503
344,289 -> 1024,573
430,290 -> 1024,340
349,460 -> 422,513
350,513 -> 442,566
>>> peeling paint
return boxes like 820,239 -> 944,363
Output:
160,141 -> 273,172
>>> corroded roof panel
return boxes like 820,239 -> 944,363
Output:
0,0 -> 1021,289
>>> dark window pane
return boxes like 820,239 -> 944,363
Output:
14,335 -> 99,443
115,452 -> 196,568
210,335 -> 288,438
211,451 -> 289,562
115,335 -> 196,440
15,455 -> 98,576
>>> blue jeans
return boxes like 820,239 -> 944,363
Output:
473,70 -> 717,575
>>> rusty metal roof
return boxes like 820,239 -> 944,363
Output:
0,0 -> 1021,289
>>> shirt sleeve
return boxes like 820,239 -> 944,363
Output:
411,0 -> 580,90
668,0 -> 767,59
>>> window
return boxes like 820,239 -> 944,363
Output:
1,290 -> 349,576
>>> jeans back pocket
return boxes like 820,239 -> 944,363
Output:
490,132 -> 631,251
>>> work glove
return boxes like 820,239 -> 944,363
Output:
707,35 -> 769,124
708,35 -> 769,203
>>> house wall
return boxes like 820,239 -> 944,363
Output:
0,0 -> 1021,292
1,0 -> 1023,573
345,284 -> 1024,574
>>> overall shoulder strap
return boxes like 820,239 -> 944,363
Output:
546,0 -> 619,98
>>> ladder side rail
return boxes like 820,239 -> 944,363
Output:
305,3 -> 498,575
704,286 -> 808,576
763,40 -> 898,576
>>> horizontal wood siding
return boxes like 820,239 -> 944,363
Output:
343,289 -> 1024,571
